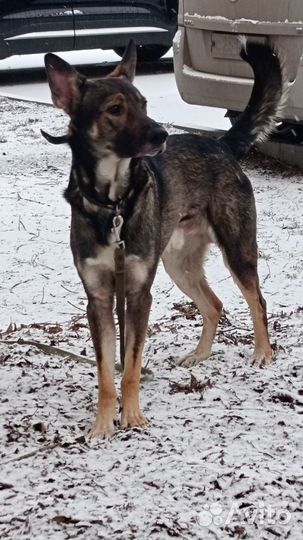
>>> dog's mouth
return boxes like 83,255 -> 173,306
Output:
135,140 -> 167,158
134,124 -> 168,158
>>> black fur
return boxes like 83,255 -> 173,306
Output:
221,41 -> 284,159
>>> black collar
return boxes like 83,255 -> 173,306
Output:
77,159 -> 154,216
81,183 -> 134,214
65,159 -> 155,224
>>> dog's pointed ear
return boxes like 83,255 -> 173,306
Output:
44,53 -> 84,115
107,40 -> 137,82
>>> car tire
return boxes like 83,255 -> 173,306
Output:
113,44 -> 170,62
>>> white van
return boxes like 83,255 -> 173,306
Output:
174,0 -> 303,156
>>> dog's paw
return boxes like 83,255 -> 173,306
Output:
251,349 -> 273,368
121,403 -> 148,429
177,350 -> 210,368
88,416 -> 115,440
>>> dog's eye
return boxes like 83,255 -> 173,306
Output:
108,104 -> 122,116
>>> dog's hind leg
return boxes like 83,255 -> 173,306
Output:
162,234 -> 223,367
121,286 -> 152,428
210,186 -> 272,367
222,250 -> 272,367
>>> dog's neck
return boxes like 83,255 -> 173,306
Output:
65,155 -> 154,245
69,144 -> 134,213
69,129 -> 133,207
95,153 -> 131,202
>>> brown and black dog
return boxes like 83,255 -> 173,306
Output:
43,40 -> 285,438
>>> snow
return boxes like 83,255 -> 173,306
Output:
0,49 -> 121,71
184,14 -> 303,25
0,50 -> 230,132
0,61 -> 303,540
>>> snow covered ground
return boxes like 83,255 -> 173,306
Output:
0,65 -> 302,540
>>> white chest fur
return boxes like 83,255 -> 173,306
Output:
80,245 -> 148,294
95,155 -> 131,202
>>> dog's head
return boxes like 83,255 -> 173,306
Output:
44,41 -> 168,158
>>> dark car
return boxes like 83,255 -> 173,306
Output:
0,1 -> 178,62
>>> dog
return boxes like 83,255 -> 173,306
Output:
43,40 -> 284,438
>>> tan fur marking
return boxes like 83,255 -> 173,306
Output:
230,272 -> 272,365
121,335 -> 147,429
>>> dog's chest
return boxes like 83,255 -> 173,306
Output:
80,244 -> 148,292
95,156 -> 130,201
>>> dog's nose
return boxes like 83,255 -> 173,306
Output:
147,126 -> 168,146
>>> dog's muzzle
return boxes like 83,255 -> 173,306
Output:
137,124 -> 168,157
147,125 -> 168,147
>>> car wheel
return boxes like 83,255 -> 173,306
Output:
113,44 -> 170,62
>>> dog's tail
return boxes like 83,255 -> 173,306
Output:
220,40 -> 286,159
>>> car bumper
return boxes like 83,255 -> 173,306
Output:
173,4 -> 303,122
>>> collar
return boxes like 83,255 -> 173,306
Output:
81,184 -> 134,214
66,159 -> 154,221
80,159 -> 154,214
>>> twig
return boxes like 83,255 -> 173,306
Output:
10,279 -> 32,293
61,284 -> 77,294
36,262 -> 55,271
29,231 -> 40,241
0,338 -> 95,365
176,405 -> 277,414
18,216 -> 26,231
248,441 -> 275,459
218,275 -> 231,283
262,258 -> 272,284
1,441 -> 58,465
17,193 -> 49,206
40,286 -> 45,304
67,300 -> 86,312
0,339 -> 153,378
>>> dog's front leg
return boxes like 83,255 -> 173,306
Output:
87,293 -> 117,439
121,287 -> 152,429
